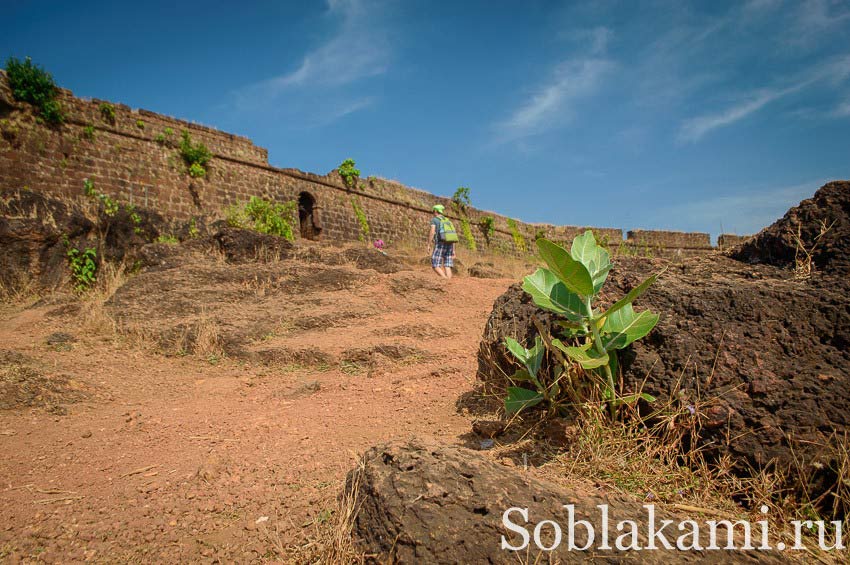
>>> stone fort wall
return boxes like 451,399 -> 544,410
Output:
0,72 -> 745,257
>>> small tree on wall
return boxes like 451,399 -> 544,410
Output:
338,158 -> 360,188
451,186 -> 476,251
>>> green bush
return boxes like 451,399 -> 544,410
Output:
451,186 -> 471,213
227,196 -> 297,241
480,216 -> 495,242
82,124 -> 96,140
338,158 -> 360,188
179,131 -> 212,177
507,218 -> 527,252
66,247 -> 97,292
4,57 -> 64,124
460,217 -> 476,251
99,102 -> 115,124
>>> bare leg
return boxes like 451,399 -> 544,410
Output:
445,267 -> 453,279
432,266 -> 447,278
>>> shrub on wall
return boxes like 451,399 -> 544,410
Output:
99,102 -> 116,124
480,216 -> 495,243
179,131 -> 212,178
226,196 -> 297,241
4,57 -> 64,124
507,218 -> 527,252
338,158 -> 360,188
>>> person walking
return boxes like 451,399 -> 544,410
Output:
427,204 -> 458,279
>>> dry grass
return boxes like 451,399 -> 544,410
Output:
793,218 -> 835,279
193,315 -> 225,360
285,459 -> 367,564
535,399 -> 848,563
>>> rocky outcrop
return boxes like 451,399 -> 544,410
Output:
477,183 -> 850,512
346,440 -> 784,563
731,181 -> 850,274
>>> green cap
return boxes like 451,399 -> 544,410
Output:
432,204 -> 445,213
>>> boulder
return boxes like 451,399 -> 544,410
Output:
477,183 -> 850,509
213,226 -> 295,262
346,439 -> 784,563
731,181 -> 850,274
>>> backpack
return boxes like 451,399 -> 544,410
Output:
437,216 -> 459,243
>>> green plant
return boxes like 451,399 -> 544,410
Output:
451,187 -> 471,213
82,124 -> 95,140
226,196 -> 297,241
480,216 -> 495,242
338,158 -> 360,188
164,127 -> 173,136
156,234 -> 179,244
66,247 -> 97,292
188,218 -> 199,239
154,133 -> 166,144
460,217 -> 476,251
135,119 -> 145,129
4,57 -> 64,124
507,218 -> 527,252
534,228 -> 547,242
188,162 -> 206,178
179,131 -> 212,177
504,230 -> 662,418
82,178 -> 119,216
99,102 -> 115,124
350,197 -> 370,242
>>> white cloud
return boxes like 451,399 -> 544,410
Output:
833,99 -> 850,117
493,57 -> 615,142
230,0 -> 390,123
678,54 -> 850,142
789,0 -> 850,44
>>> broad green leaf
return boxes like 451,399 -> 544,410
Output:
522,268 -> 587,321
504,337 -> 529,364
601,272 -> 660,320
551,339 -> 609,369
504,387 -> 544,415
601,304 -> 659,351
509,369 -> 533,382
504,336 -> 544,378
570,230 -> 612,294
536,239 -> 594,297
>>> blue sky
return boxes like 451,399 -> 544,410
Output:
2,0 -> 849,238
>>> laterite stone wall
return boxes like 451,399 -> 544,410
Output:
0,72 -> 747,257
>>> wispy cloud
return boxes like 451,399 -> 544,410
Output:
493,56 -> 614,143
678,54 -> 850,142
833,99 -> 850,118
788,0 -> 850,45
230,0 -> 391,124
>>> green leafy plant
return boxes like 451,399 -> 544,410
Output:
188,218 -> 199,239
480,216 -> 495,243
350,197 -> 370,242
82,124 -> 95,140
99,102 -> 115,124
188,162 -> 206,178
156,234 -> 179,244
338,158 -> 360,188
154,133 -> 166,144
127,205 -> 143,235
179,131 -> 212,177
460,217 -> 476,251
504,230 -> 662,418
82,178 -> 119,216
4,57 -> 64,124
226,196 -> 297,241
507,218 -> 527,252
66,247 -> 97,292
451,187 -> 471,213
135,119 -> 145,129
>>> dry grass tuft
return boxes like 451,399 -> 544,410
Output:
285,459 -> 367,564
193,315 -> 225,360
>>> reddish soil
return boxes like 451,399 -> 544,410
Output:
0,248 -> 513,562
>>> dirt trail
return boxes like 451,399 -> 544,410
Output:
0,251 -> 513,562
